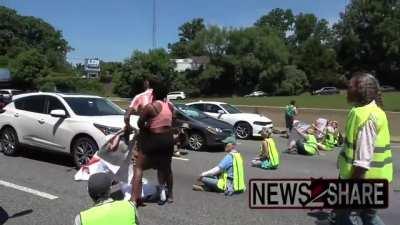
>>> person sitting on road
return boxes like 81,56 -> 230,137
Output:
318,120 -> 337,151
74,172 -> 138,225
193,136 -> 246,196
288,127 -> 320,156
251,127 -> 280,169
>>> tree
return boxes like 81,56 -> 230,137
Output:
168,18 -> 205,58
113,49 -> 176,97
335,0 -> 400,86
193,25 -> 230,59
255,8 -> 295,39
277,65 -> 309,96
10,49 -> 48,89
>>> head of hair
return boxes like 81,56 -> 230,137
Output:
290,100 -> 296,105
349,72 -> 383,107
88,173 -> 112,202
149,76 -> 169,101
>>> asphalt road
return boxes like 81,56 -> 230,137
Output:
0,136 -> 399,225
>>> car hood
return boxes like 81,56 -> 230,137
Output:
228,113 -> 272,122
78,115 -> 139,129
197,116 -> 233,130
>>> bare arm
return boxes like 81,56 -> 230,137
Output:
261,141 -> 269,159
124,107 -> 135,127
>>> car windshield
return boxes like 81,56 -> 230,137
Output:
221,104 -> 241,114
64,97 -> 124,116
178,105 -> 207,119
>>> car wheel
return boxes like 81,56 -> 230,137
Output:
234,122 -> 252,139
188,132 -> 205,151
71,136 -> 98,169
1,127 -> 20,156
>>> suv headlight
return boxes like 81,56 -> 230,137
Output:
207,127 -> 222,134
94,123 -> 121,135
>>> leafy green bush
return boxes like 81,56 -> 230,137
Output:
38,76 -> 105,96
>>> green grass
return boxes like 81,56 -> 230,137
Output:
177,92 -> 400,112
113,92 -> 400,112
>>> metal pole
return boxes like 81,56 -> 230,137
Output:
152,0 -> 157,49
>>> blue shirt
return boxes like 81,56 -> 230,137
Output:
218,153 -> 234,178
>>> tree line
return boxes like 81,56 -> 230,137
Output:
114,0 -> 400,98
1,1 -> 400,98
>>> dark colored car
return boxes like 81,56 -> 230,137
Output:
174,104 -> 233,151
312,87 -> 340,95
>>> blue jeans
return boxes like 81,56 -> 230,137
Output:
201,176 -> 234,195
201,176 -> 219,192
335,209 -> 385,225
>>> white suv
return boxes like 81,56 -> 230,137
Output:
186,101 -> 273,139
0,92 -> 138,168
167,91 -> 186,100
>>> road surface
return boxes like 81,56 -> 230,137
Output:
0,136 -> 399,225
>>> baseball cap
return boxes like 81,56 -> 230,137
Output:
222,135 -> 237,145
88,172 -> 113,200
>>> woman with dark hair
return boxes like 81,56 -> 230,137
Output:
131,77 -> 175,206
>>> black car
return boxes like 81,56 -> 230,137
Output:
380,85 -> 396,92
174,104 -> 233,151
312,87 -> 340,95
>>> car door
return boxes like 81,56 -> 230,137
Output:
203,104 -> 224,119
40,96 -> 71,151
13,95 -> 48,147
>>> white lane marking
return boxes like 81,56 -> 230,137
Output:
172,157 -> 189,161
0,180 -> 58,200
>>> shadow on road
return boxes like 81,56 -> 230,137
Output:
0,207 -> 33,225
15,147 -> 75,168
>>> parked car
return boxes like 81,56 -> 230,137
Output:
174,104 -> 233,151
0,89 -> 24,99
245,91 -> 267,97
380,85 -> 396,92
186,101 -> 273,139
167,91 -> 186,100
312,87 -> 340,95
0,92 -> 138,168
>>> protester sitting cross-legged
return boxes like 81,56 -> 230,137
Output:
193,136 -> 246,196
74,172 -> 138,225
288,127 -> 320,156
251,127 -> 280,170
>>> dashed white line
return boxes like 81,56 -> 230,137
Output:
172,157 -> 189,161
0,180 -> 58,200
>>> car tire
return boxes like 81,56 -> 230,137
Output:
71,136 -> 98,169
188,132 -> 205,151
234,122 -> 252,139
0,127 -> 20,156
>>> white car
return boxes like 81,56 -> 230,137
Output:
186,101 -> 273,139
245,91 -> 266,97
0,89 -> 24,99
0,92 -> 138,168
167,91 -> 186,100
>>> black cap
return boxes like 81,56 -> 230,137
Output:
88,172 -> 112,200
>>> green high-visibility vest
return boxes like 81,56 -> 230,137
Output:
264,138 -> 280,168
80,200 -> 137,225
304,134 -> 318,155
323,133 -> 336,151
217,152 -> 246,192
338,103 -> 393,182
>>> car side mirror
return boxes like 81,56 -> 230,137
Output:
217,110 -> 225,115
50,109 -> 67,118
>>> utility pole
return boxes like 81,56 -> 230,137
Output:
152,0 -> 157,49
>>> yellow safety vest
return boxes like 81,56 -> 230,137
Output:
338,103 -> 393,182
260,138 -> 280,168
304,134 -> 318,155
217,152 -> 246,192
80,200 -> 137,225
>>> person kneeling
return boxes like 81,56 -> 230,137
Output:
193,136 -> 246,196
75,173 -> 138,225
251,128 -> 280,169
